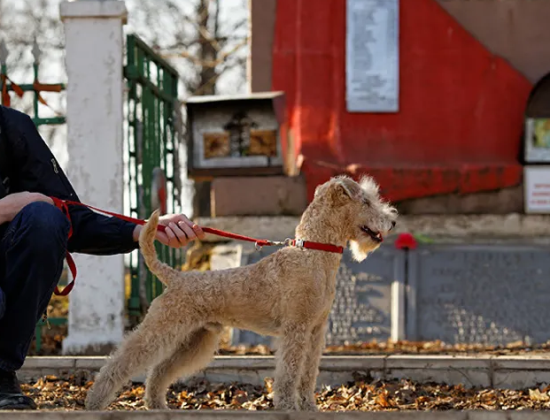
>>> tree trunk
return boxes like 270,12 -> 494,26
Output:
196,0 -> 218,95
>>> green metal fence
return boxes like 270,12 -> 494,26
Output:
124,34 -> 184,322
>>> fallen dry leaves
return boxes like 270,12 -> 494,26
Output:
19,375 -> 550,411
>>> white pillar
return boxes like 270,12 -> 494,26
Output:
60,0 -> 128,354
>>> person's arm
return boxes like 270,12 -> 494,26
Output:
65,206 -> 140,255
1,107 -> 138,255
0,192 -> 54,225
2,107 -> 204,254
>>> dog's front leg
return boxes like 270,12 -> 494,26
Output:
273,323 -> 310,411
297,321 -> 327,411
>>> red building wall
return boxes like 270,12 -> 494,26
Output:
272,0 -> 533,202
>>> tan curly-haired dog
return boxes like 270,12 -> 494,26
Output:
85,175 -> 397,412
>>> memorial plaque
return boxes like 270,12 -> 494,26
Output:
231,245 -> 405,346
346,0 -> 399,113
408,245 -> 550,345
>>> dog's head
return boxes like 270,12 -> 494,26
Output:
314,175 -> 397,261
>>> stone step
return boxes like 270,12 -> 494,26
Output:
19,355 -> 550,390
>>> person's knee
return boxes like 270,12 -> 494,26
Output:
18,202 -> 70,247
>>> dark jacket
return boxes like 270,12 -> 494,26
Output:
0,105 -> 138,255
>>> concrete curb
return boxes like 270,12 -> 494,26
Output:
19,355 -> 550,390
0,409 -> 549,419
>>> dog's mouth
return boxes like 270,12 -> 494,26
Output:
361,226 -> 383,243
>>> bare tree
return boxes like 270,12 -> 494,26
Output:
126,0 -> 249,96
1,0 -> 249,101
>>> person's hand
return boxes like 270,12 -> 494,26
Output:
133,213 -> 205,248
156,213 -> 205,248
0,192 -> 54,224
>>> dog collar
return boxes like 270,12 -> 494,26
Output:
289,239 -> 344,254
256,238 -> 344,254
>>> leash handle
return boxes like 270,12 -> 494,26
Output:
50,197 -> 77,296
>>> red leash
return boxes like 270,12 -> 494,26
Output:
50,198 -> 344,296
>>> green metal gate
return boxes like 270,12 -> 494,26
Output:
124,34 -> 184,321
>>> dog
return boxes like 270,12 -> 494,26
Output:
85,175 -> 398,411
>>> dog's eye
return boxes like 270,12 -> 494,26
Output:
362,198 -> 370,206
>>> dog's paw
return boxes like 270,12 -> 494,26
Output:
84,395 -> 106,411
145,400 -> 169,410
300,403 -> 318,412
274,398 -> 299,411
298,397 -> 318,412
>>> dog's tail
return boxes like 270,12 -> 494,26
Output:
139,209 -> 178,286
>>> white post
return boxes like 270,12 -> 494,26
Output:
60,0 -> 128,354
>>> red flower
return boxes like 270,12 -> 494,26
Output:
395,232 -> 418,250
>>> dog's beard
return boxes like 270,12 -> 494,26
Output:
349,239 -> 379,262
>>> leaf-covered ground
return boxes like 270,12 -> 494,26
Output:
20,375 -> 550,411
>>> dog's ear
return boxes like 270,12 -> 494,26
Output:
335,176 -> 361,199
315,176 -> 361,201
314,182 -> 330,198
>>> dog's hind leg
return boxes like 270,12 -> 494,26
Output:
273,323 -> 310,411
145,325 -> 222,410
85,314 -> 200,411
297,321 -> 327,411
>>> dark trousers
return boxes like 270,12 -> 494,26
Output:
0,202 -> 69,371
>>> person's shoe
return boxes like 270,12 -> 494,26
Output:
0,370 -> 36,410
